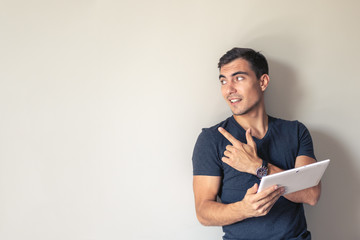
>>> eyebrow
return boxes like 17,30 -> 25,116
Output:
219,71 -> 249,79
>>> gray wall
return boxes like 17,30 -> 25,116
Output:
1,0 -> 359,239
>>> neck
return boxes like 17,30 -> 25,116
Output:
233,109 -> 269,139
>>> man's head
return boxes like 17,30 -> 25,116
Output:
218,48 -> 268,79
218,48 -> 270,116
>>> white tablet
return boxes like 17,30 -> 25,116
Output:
257,159 -> 330,194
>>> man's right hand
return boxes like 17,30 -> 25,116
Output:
235,183 -> 285,218
193,175 -> 284,226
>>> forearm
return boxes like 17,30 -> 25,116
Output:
267,162 -> 321,205
283,182 -> 321,205
196,200 -> 246,226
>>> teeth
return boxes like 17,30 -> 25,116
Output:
230,99 -> 240,103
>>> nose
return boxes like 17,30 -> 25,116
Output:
226,81 -> 236,95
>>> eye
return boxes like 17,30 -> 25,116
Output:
220,79 -> 227,85
236,76 -> 244,81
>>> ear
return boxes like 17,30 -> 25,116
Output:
259,74 -> 270,92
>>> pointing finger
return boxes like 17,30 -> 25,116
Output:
218,127 -> 241,146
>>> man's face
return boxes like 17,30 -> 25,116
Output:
219,58 -> 267,116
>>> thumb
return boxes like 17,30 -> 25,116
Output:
247,183 -> 258,194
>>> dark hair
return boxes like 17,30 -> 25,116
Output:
218,48 -> 269,79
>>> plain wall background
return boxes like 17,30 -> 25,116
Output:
1,0 -> 359,239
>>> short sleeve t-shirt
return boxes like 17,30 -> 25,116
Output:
192,116 -> 316,240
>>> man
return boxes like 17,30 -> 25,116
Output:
192,48 -> 320,240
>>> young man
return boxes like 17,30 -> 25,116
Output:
192,48 -> 321,240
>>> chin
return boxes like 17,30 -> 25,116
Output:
231,107 -> 252,116
231,110 -> 246,116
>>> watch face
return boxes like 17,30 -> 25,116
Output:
256,167 -> 268,179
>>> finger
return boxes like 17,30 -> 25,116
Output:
246,183 -> 259,195
256,184 -> 280,199
265,191 -> 282,209
258,189 -> 283,214
223,150 -> 232,157
218,127 -> 241,146
257,186 -> 284,204
225,145 -> 236,152
246,128 -> 256,149
254,188 -> 282,215
258,198 -> 277,216
222,156 -> 230,165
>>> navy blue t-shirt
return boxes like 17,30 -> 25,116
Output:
192,116 -> 316,240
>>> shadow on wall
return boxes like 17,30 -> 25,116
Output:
265,58 -> 303,120
305,131 -> 360,240
264,58 -> 359,239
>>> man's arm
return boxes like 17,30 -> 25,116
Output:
193,175 -> 284,226
268,155 -> 321,206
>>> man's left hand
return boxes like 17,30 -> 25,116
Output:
218,127 -> 262,175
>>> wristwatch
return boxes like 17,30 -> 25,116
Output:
256,159 -> 268,179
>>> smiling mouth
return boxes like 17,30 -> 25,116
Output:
228,97 -> 242,104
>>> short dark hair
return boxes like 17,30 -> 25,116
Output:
218,48 -> 269,79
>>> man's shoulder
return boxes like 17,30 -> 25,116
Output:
201,116 -> 234,133
269,116 -> 311,140
197,116 -> 235,143
269,116 -> 303,128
